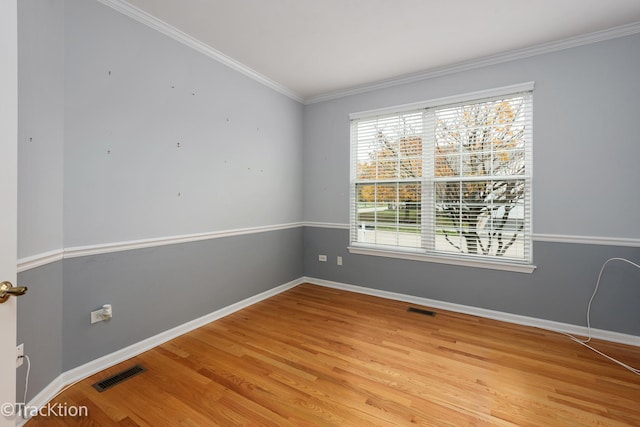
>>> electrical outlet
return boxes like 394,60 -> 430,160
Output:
16,343 -> 24,368
91,304 -> 113,324
91,308 -> 107,324
318,254 -> 327,262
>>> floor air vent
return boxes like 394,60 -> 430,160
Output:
408,307 -> 436,317
92,364 -> 146,392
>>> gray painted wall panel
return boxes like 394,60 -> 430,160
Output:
17,0 -> 64,259
62,228 -> 302,371
63,0 -> 303,247
304,227 -> 640,335
16,0 -> 65,404
303,34 -> 640,239
16,262 -> 63,402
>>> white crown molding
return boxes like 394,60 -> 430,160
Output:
96,0 -> 304,103
305,22 -> 640,104
349,81 -> 535,120
303,277 -> 640,347
16,277 -> 304,426
96,1 -> 639,105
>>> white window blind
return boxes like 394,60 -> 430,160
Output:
350,87 -> 533,266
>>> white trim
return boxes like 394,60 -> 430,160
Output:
15,224 -> 640,273
17,249 -> 64,273
62,222 -> 303,259
92,2 -> 640,105
96,0 -> 304,103
15,375 -> 66,427
349,82 -> 535,120
307,222 -> 640,248
302,221 -> 350,230
16,223 -> 303,272
17,277 -> 304,425
17,275 -> 639,424
307,22 -> 640,104
60,278 -> 302,384
348,246 -> 536,274
303,277 -> 640,347
534,233 -> 640,247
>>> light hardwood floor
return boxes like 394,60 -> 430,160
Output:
26,283 -> 640,426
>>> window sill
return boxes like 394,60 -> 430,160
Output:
347,245 -> 536,274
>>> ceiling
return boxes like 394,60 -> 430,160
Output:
121,0 -> 640,101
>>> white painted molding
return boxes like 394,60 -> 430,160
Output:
18,277 -> 305,425
95,1 -> 640,105
19,274 -> 638,423
60,278 -> 302,385
349,81 -> 535,120
534,234 -> 640,247
63,222 -> 303,259
303,222 -> 640,247
96,0 -> 304,103
15,375 -> 66,427
302,221 -> 350,230
17,223 -> 305,271
15,223 -> 640,273
14,223 -> 303,271
303,277 -> 640,347
347,245 -> 536,274
306,22 -> 640,104
17,222 -> 303,272
17,249 -> 64,273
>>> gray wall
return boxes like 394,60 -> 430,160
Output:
17,0 -> 303,401
18,0 -> 64,259
64,0 -> 303,247
304,228 -> 640,335
62,228 -> 303,371
17,0 -> 65,403
302,34 -> 640,334
16,262 -> 63,402
303,34 -> 640,239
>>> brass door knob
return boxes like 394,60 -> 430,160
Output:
0,281 -> 28,303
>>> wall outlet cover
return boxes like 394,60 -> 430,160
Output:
16,343 -> 24,368
91,309 -> 105,324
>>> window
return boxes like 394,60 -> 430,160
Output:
349,83 -> 534,272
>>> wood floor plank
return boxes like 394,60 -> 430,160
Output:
26,283 -> 640,426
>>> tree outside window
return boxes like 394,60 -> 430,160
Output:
352,91 -> 532,263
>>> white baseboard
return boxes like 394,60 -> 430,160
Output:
18,275 -> 638,426
15,375 -> 65,427
17,277 -> 304,425
302,276 -> 640,347
60,278 -> 303,386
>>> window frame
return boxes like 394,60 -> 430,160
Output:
348,83 -> 536,273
